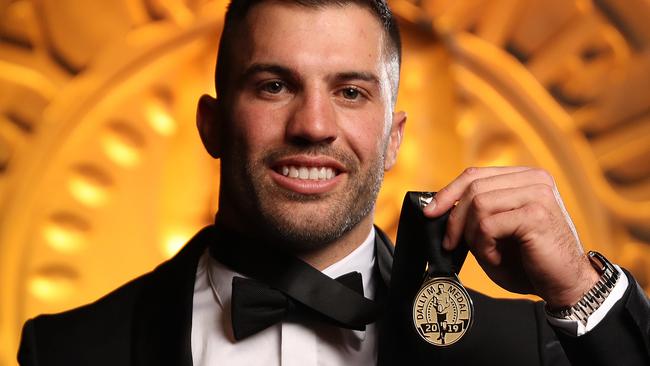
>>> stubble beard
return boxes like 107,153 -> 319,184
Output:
224,145 -> 385,254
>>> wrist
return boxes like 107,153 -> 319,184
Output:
545,257 -> 600,309
545,251 -> 620,326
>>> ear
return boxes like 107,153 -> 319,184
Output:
384,110 -> 407,171
196,94 -> 222,159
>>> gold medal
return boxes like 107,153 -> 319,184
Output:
412,275 -> 473,346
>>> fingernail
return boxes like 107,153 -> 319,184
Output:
425,198 -> 437,213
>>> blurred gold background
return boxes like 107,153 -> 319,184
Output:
1,0 -> 649,363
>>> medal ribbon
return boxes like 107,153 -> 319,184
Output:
390,191 -> 469,300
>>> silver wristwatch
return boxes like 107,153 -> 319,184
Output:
545,251 -> 620,326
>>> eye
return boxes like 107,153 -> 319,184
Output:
261,81 -> 285,94
341,87 -> 361,100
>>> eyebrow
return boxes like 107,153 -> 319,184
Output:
240,63 -> 380,86
240,63 -> 298,82
333,71 -> 380,86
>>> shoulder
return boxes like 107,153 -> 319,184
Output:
21,225 -> 214,335
18,271 -> 154,365
17,227 -> 213,365
30,270 -> 150,330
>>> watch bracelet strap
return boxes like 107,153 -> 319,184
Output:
545,251 -> 620,326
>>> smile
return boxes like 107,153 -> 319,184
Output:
278,166 -> 338,181
270,157 -> 346,195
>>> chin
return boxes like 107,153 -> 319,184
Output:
260,209 -> 351,249
263,201 -> 371,254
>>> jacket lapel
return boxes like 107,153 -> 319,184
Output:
374,226 -> 394,286
131,226 -> 215,366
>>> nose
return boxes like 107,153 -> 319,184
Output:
285,89 -> 338,145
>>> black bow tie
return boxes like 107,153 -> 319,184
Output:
231,271 -> 365,340
209,225 -> 380,341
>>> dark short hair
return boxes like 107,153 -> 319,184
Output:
214,0 -> 402,98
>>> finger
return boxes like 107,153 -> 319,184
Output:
469,205 -> 539,267
443,169 -> 555,250
472,203 -> 586,301
424,166 -> 532,217
473,201 -> 557,261
464,184 -> 556,247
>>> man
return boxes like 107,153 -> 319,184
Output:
17,0 -> 649,365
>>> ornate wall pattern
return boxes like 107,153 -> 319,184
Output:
0,0 -> 648,363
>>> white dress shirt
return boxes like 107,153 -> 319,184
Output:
191,227 -> 628,364
191,229 -> 378,366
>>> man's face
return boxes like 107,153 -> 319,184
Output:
201,2 -> 405,250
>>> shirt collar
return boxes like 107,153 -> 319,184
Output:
322,228 -> 376,301
205,227 -> 377,341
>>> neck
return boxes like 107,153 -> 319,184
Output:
214,210 -> 375,271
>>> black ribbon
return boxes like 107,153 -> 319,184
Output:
390,192 -> 469,300
209,225 -> 380,340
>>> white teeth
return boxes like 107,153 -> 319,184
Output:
279,166 -> 337,181
299,167 -> 309,179
309,167 -> 319,179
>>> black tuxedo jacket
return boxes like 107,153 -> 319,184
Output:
18,226 -> 650,365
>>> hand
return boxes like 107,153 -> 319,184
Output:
423,166 -> 599,308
